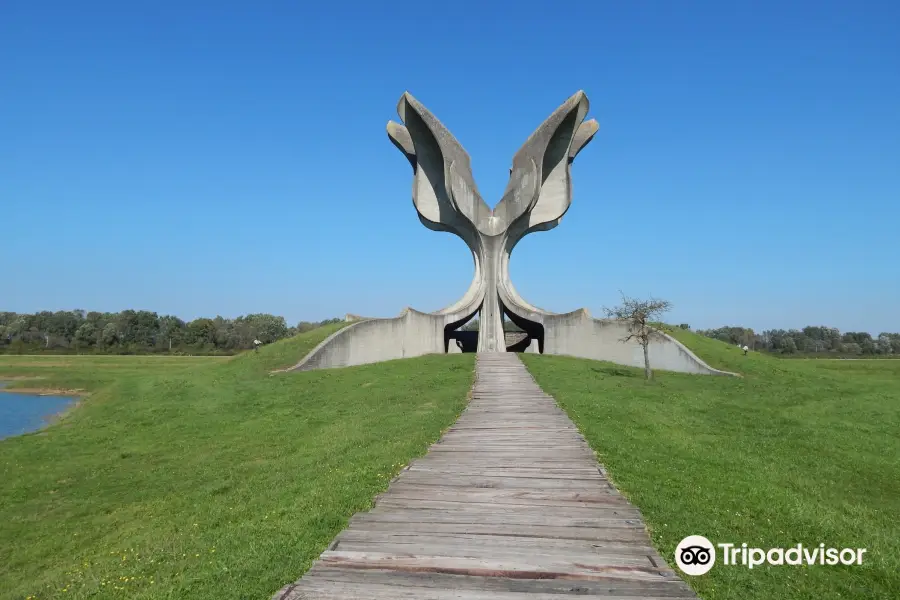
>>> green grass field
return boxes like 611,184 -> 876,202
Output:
3,326 -> 898,599
0,325 -> 475,599
521,330 -> 900,600
0,354 -> 229,396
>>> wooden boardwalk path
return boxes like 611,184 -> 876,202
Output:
274,353 -> 697,599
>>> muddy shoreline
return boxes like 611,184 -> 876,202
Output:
0,378 -> 88,397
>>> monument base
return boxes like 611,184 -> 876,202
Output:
537,310 -> 734,376
281,309 -> 454,372
281,309 -> 736,376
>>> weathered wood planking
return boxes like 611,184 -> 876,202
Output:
273,353 -> 697,599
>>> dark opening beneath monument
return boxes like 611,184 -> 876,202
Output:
443,312 -> 543,354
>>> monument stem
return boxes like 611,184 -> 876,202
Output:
477,234 -> 506,353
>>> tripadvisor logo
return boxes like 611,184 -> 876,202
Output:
674,535 -> 867,576
675,535 -> 716,575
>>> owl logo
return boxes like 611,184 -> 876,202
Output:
675,535 -> 716,576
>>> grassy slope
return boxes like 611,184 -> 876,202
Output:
521,330 -> 900,600
0,324 -> 475,600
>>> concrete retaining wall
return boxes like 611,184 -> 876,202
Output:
286,310 -> 449,372
284,310 -> 735,377
540,310 -> 735,376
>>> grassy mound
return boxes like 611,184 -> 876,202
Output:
521,331 -> 900,599
0,326 -> 475,600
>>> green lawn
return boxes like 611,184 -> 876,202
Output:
0,354 -> 229,395
521,330 -> 900,600
4,325 -> 897,599
0,325 -> 475,600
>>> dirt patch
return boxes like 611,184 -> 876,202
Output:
0,375 -> 47,381
0,361 -> 73,367
0,387 -> 89,397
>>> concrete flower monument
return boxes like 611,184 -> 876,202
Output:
288,92 -> 731,376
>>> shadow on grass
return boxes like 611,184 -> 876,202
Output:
590,365 -> 640,378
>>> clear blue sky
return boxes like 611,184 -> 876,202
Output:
3,1 -> 898,334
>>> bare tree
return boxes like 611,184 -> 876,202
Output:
604,293 -> 672,380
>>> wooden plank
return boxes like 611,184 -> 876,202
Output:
284,581 -> 693,600
381,485 -> 631,506
318,551 -> 671,580
333,539 -> 659,561
340,522 -> 649,542
295,566 -> 697,596
334,530 -> 658,554
327,541 -> 659,565
406,467 -> 606,480
394,475 -> 607,490
350,511 -> 643,528
371,499 -> 639,518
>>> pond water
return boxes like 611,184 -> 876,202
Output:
0,386 -> 76,440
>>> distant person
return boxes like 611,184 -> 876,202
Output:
253,339 -> 262,352
742,345 -> 749,356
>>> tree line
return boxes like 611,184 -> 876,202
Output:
3,308 -> 897,358
695,325 -> 900,357
0,310 -> 343,355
